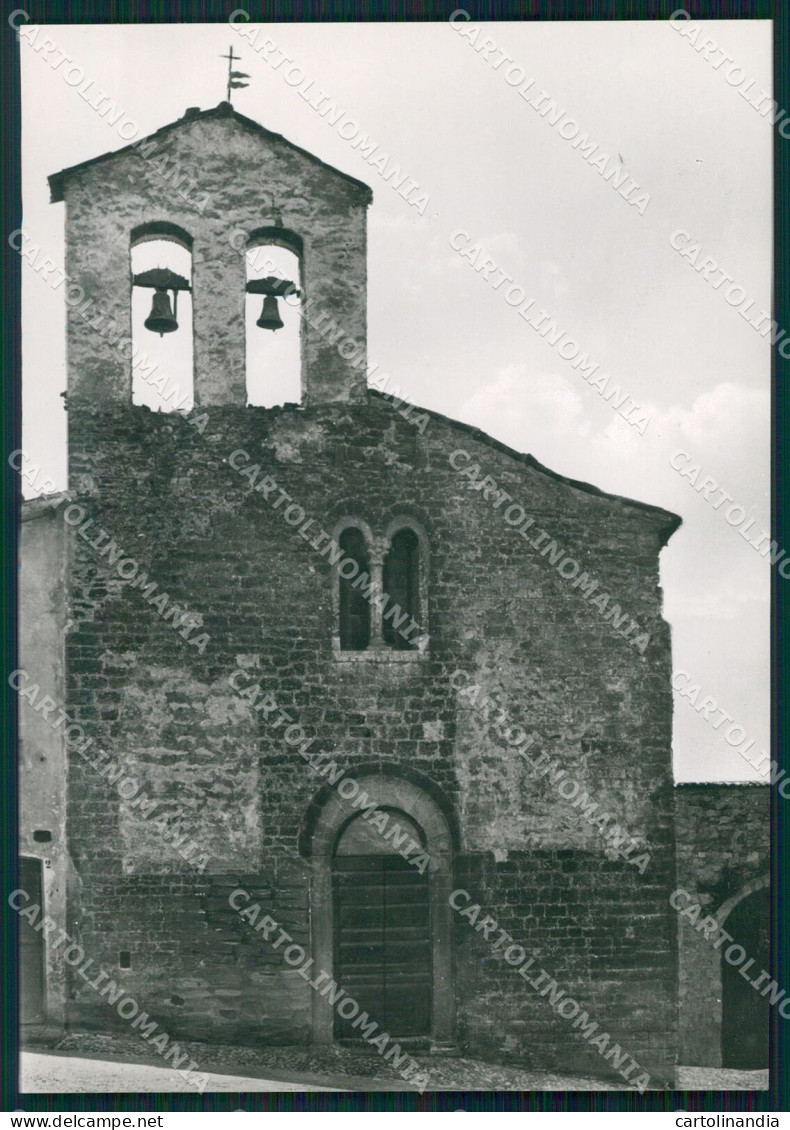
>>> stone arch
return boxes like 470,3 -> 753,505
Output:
130,220 -> 193,252
678,873 -> 770,1066
716,872 -> 769,926
383,513 -> 431,547
330,516 -> 376,550
380,500 -> 437,544
717,875 -> 770,1068
129,224 -> 194,410
307,773 -> 455,1048
246,225 -> 303,259
299,761 -> 461,858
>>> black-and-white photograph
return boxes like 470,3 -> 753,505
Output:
8,7 -> 778,1105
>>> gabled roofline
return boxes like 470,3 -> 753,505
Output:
48,102 -> 373,204
367,389 -> 682,543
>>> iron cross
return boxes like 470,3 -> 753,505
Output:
221,45 -> 250,103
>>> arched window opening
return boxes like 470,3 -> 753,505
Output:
338,527 -> 370,651
130,233 -> 193,412
382,527 -> 420,650
245,235 -> 302,407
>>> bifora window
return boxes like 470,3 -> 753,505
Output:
335,520 -> 427,654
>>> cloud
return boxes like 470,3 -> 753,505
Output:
646,381 -> 769,454
579,380 -> 769,513
434,230 -> 524,279
679,383 -> 767,447
459,364 -> 592,461
456,370 -> 768,537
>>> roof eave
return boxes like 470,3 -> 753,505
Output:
367,389 -> 682,543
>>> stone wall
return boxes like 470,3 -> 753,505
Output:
61,393 -> 680,1082
454,849 -> 676,1078
72,864 -> 312,1045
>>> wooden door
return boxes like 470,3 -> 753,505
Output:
333,853 -> 432,1038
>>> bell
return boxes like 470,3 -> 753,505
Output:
256,294 -> 284,331
144,288 -> 178,336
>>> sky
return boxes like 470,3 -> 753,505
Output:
18,17 -> 773,783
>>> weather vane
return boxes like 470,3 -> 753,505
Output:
221,45 -> 250,104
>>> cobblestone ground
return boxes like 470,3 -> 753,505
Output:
21,1053 -> 339,1093
22,1033 -> 768,1093
675,1067 -> 769,1091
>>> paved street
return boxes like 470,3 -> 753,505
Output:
675,1066 -> 769,1091
20,1052 -> 339,1093
20,1048 -> 770,1094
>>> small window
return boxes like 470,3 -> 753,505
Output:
383,528 -> 420,650
338,528 -> 371,650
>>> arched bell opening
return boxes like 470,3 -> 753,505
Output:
130,227 -> 193,412
245,228 -> 302,407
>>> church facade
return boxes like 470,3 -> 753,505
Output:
16,104 -> 770,1087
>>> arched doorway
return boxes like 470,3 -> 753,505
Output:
308,774 -> 455,1048
333,808 -> 431,1039
721,885 -> 770,1068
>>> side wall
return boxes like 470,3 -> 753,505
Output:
19,501 -> 69,1026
